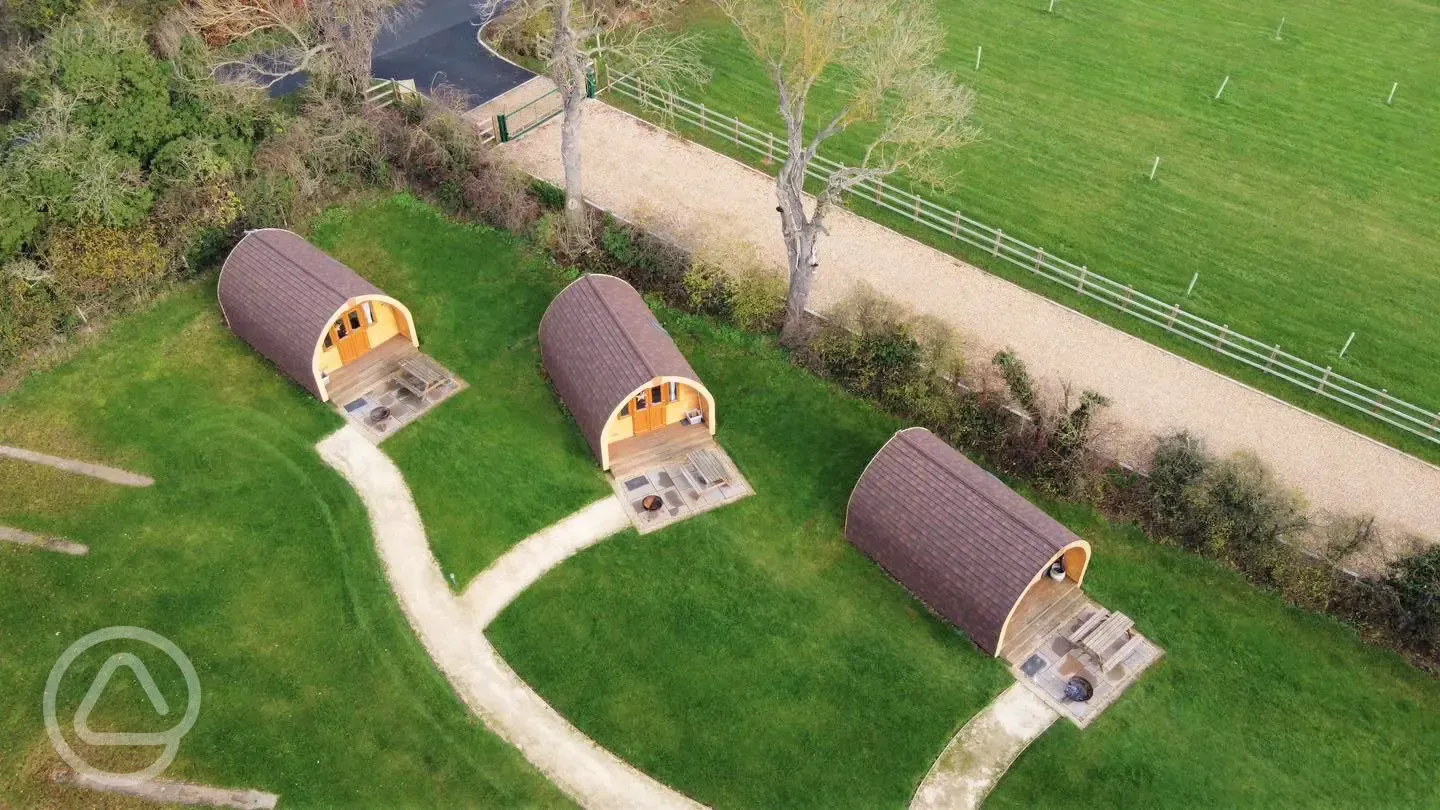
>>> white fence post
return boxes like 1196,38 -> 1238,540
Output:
610,83 -> 1440,448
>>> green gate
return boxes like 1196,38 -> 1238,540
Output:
497,71 -> 596,143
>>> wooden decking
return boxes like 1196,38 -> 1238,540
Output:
325,336 -> 416,405
609,422 -> 715,480
1000,578 -> 1088,665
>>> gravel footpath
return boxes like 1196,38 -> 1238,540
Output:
461,497 -> 630,629
501,101 -> 1440,562
316,426 -> 704,810
910,683 -> 1057,810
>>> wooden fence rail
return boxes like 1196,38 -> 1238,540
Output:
604,74 -> 1440,449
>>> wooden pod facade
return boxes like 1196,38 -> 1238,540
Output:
218,229 -> 419,401
539,274 -> 716,470
845,427 -> 1091,656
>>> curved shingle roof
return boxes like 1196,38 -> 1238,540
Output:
539,274 -> 703,463
845,427 -> 1088,655
218,229 -> 385,397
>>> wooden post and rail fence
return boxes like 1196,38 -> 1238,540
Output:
598,73 -> 1440,451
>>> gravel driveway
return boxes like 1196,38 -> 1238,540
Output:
500,100 -> 1440,567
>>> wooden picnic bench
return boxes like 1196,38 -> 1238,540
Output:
1099,634 -> 1146,672
1079,611 -> 1134,659
686,448 -> 730,489
396,355 -> 450,401
1066,610 -> 1109,645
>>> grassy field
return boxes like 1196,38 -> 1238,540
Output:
0,197 -> 593,806
634,0 -> 1440,460
491,310 -> 1440,808
308,197 -> 611,587
7,195 -> 1440,807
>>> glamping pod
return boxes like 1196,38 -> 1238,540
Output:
218,229 -> 418,402
539,274 -> 716,470
845,427 -> 1092,657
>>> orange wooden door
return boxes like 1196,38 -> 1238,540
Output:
332,307 -> 370,364
632,386 -> 667,434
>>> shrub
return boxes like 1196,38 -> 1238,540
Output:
681,240 -> 734,319
802,288 -> 940,416
682,233 -> 785,334
150,136 -> 233,189
22,8 -> 179,160
462,159 -> 540,233
595,219 -> 688,300
1387,547 -> 1440,655
1147,432 -> 1209,537
0,122 -> 154,255
1178,452 -> 1308,572
726,263 -> 785,333
45,224 -> 166,301
531,180 -> 565,210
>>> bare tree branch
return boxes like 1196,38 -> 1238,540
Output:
716,0 -> 979,346
477,0 -> 708,241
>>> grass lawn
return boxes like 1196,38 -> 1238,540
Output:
0,273 -> 570,805
7,194 -> 1438,808
623,0 -> 1440,461
490,310 -> 1440,808
307,196 -> 611,587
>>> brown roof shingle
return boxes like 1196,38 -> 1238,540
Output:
845,427 -> 1086,655
538,274 -> 703,463
218,229 -> 386,397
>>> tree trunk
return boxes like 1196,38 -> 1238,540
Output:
551,0 -> 589,241
776,153 -> 820,347
780,230 -> 818,347
560,91 -> 587,237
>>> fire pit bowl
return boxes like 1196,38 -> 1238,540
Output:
641,495 -> 664,512
369,406 -> 392,424
1063,675 -> 1094,703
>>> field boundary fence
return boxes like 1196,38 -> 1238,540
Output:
603,73 -> 1440,448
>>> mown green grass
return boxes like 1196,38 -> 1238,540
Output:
308,197 -> 611,587
635,0 -> 1440,461
0,203 -> 578,806
491,310 -> 1440,808
7,195 -> 1439,808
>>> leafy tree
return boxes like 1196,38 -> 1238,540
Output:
20,8 -> 179,159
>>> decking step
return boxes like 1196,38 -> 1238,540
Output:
1004,585 -> 1087,659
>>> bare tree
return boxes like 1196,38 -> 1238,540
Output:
193,0 -> 410,98
715,0 -> 979,346
478,0 -> 709,241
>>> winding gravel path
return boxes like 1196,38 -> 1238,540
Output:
316,426 -> 703,810
461,497 -> 630,629
500,101 -> 1440,560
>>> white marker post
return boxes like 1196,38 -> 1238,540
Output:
1339,331 -> 1356,359
1215,75 -> 1231,100
1048,0 -> 1056,12
1185,272 -> 1199,296
1149,155 -> 1161,181
1275,16 -> 1285,39
976,45 -> 983,70
1387,82 -> 1398,105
